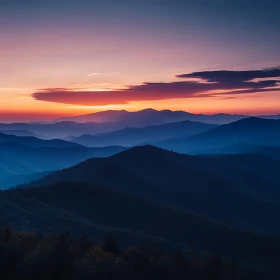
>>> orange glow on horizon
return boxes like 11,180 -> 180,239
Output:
2,92 -> 280,123
1,71 -> 280,122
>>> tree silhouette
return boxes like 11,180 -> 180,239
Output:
101,236 -> 119,255
79,234 -> 90,252
4,227 -> 12,242
174,249 -> 185,270
54,233 -> 74,280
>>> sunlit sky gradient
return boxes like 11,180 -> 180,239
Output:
0,0 -> 280,121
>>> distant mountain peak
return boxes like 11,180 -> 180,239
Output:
110,145 -> 179,161
138,108 -> 158,113
113,144 -> 162,154
128,144 -> 163,151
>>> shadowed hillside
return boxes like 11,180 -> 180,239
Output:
194,142 -> 280,162
157,117 -> 280,153
21,146 -> 280,235
2,181 -> 280,275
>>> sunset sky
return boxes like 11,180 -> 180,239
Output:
1,0 -> 280,122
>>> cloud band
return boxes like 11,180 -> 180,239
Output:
33,67 -> 280,106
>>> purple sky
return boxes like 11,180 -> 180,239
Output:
0,0 -> 279,121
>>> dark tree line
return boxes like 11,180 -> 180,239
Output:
0,227 -> 262,280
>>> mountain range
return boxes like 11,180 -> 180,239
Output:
0,121 -> 121,139
71,120 -> 217,147
2,112 -> 280,274
0,129 -> 41,138
56,108 -> 249,125
0,109 -> 238,140
2,109 -> 280,141
3,117 -> 280,190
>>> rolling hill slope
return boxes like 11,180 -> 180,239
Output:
1,181 -> 280,270
156,117 -> 280,153
195,142 -> 280,162
25,146 -> 280,235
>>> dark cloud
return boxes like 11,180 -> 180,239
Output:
177,68 -> 280,83
33,67 -> 280,106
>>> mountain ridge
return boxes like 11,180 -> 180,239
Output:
55,108 -> 249,125
23,145 -> 280,235
71,120 -> 217,147
156,117 -> 280,153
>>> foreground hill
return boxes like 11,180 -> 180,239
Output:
72,120 -> 217,147
25,146 -> 280,235
157,117 -> 280,153
1,181 -> 280,274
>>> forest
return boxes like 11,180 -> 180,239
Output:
0,227 -> 261,280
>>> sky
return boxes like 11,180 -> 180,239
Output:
0,0 -> 280,121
